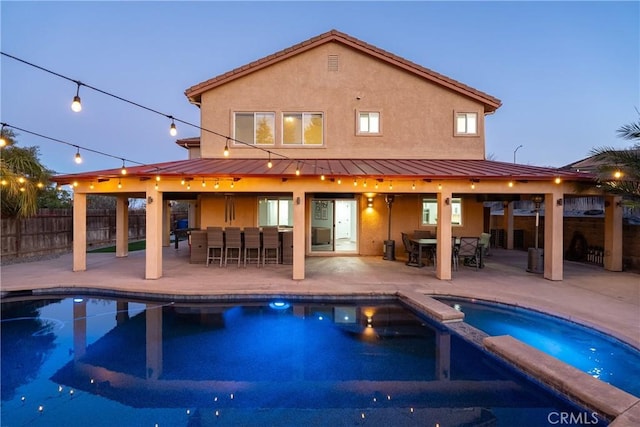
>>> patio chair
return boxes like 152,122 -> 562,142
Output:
206,227 -> 224,267
224,227 -> 242,267
479,232 -> 491,258
262,226 -> 280,265
451,237 -> 459,271
243,227 -> 261,267
457,237 -> 480,271
401,232 -> 420,267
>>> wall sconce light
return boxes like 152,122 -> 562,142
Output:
444,197 -> 450,205
367,197 -> 373,208
556,198 -> 563,206
147,196 -> 153,204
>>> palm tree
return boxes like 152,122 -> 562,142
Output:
0,129 -> 52,218
590,115 -> 640,205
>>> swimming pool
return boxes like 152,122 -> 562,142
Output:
1,296 -> 607,426
436,296 -> 640,398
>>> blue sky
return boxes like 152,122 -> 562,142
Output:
1,1 -> 638,175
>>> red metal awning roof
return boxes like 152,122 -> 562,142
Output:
54,158 -> 595,184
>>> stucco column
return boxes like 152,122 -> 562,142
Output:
292,190 -> 305,280
73,192 -> 87,272
603,195 -> 623,271
543,192 -> 563,281
505,202 -> 514,250
115,196 -> 129,258
145,185 -> 163,279
436,190 -> 452,280
162,201 -> 171,247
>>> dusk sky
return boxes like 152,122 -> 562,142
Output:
1,1 -> 638,176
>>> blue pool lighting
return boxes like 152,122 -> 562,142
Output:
269,301 -> 290,310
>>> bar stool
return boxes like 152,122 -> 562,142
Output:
262,226 -> 280,265
206,227 -> 224,267
224,227 -> 242,267
243,227 -> 261,267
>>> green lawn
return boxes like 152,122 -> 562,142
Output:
88,240 -> 146,253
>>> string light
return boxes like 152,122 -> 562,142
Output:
555,177 -> 561,184
353,179 -> 357,187
412,181 -> 416,190
267,152 -> 273,169
389,180 -> 393,190
74,147 -> 82,164
169,118 -> 177,136
71,82 -> 82,112
120,159 -> 127,175
320,174 -> 325,181
363,180 -> 367,188
201,178 -> 206,187
117,179 -> 122,189
0,124 -> 6,147
224,139 -> 230,157
214,179 -> 219,189
295,162 -> 300,176
614,170 -> 622,179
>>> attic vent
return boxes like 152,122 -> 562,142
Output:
328,54 -> 339,71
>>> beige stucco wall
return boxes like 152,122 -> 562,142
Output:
199,42 -> 486,161
195,191 -> 486,258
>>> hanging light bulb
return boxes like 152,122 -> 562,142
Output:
389,181 -> 393,190
201,179 -> 206,187
267,152 -> 273,169
155,174 -> 161,182
74,147 -> 82,164
320,174 -> 325,181
353,179 -> 357,187
71,82 -> 82,112
363,180 -> 367,188
120,159 -> 127,175
214,179 -> 219,189
224,139 -> 230,157
295,162 -> 300,176
169,118 -> 177,136
230,180 -> 235,188
412,181 -> 416,190
117,179 -> 122,189
90,182 -> 94,190
337,178 -> 342,185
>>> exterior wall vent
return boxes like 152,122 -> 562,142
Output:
328,54 -> 339,71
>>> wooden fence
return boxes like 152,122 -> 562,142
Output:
1,209 -> 187,261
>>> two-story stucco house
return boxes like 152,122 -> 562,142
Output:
56,30 -> 622,282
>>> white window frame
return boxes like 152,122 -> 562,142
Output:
454,112 -> 478,136
422,198 -> 462,226
258,197 -> 293,227
356,111 -> 382,135
233,112 -> 275,146
282,112 -> 324,146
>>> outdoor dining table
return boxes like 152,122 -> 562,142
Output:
410,238 -> 438,267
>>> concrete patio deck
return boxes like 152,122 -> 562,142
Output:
1,243 -> 638,350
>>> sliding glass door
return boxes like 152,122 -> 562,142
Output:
311,199 -> 357,253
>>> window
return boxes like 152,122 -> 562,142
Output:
455,112 -> 477,135
283,113 -> 323,145
422,198 -> 462,225
234,112 -> 275,145
258,198 -> 293,227
357,112 -> 380,134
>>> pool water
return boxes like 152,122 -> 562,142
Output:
1,296 -> 607,426
436,297 -> 640,398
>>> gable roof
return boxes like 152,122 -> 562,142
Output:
184,29 -> 502,112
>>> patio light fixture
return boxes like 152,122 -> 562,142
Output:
224,139 -> 230,157
71,82 -> 82,112
169,118 -> 177,136
74,147 -> 82,164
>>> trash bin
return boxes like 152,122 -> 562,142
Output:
177,219 -> 188,230
526,248 -> 544,273
383,240 -> 396,261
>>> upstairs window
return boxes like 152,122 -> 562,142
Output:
357,111 -> 381,134
283,113 -> 324,145
455,112 -> 478,136
234,112 -> 275,145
